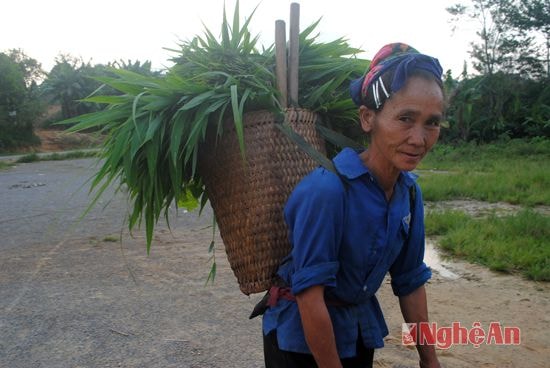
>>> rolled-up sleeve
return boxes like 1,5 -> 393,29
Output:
390,184 -> 432,296
391,262 -> 432,296
291,262 -> 340,295
284,169 -> 346,296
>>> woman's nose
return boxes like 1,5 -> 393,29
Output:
407,124 -> 426,146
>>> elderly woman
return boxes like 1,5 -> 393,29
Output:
262,43 -> 444,368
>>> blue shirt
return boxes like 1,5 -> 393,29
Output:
262,148 -> 432,358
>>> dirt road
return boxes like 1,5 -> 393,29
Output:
1,159 -> 548,367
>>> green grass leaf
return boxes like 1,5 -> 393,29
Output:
205,262 -> 217,285
230,84 -> 246,159
81,95 -> 130,105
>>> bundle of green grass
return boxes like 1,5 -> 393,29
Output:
64,3 -> 369,251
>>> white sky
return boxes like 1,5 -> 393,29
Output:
1,0 -> 477,77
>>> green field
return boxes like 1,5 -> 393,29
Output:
425,210 -> 549,281
420,138 -> 550,281
418,138 -> 550,206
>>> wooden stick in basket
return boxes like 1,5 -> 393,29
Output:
275,20 -> 288,108
288,2 -> 300,107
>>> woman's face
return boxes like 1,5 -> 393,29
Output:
359,76 -> 444,174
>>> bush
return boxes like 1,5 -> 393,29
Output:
0,53 -> 42,152
443,73 -> 550,143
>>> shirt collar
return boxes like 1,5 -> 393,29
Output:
333,147 -> 370,180
332,147 -> 418,187
400,171 -> 418,187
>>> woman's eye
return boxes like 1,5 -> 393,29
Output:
426,119 -> 441,127
399,116 -> 412,123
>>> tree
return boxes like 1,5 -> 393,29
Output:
108,59 -> 160,76
0,53 -> 42,150
444,72 -> 550,142
41,55 -> 94,119
445,0 -> 549,142
5,49 -> 46,88
501,0 -> 550,78
447,0 -> 545,78
41,56 -> 160,121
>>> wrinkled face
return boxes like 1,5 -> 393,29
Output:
360,76 -> 444,173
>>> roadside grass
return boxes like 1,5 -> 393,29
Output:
0,161 -> 13,170
15,150 -> 99,163
418,138 -> 550,206
425,209 -> 550,281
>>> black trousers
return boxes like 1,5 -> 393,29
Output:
263,331 -> 374,368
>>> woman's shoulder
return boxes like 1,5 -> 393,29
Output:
284,167 -> 348,220
291,167 -> 347,200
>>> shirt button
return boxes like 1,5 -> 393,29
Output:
363,285 -> 368,292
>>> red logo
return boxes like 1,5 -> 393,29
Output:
401,322 -> 521,349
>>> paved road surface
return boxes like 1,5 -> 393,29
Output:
0,159 -> 264,368
0,159 -> 129,250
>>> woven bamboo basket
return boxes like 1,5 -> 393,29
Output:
199,108 -> 326,295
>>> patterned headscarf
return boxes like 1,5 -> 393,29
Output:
350,43 -> 443,108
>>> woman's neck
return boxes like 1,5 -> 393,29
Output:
359,150 -> 400,201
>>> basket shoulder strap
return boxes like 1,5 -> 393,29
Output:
275,122 -> 350,191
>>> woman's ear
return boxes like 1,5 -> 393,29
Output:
359,105 -> 375,134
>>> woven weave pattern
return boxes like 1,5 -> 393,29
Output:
200,109 -> 326,295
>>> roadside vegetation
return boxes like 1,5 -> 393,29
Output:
421,138 -> 549,281
0,161 -> 13,170
425,209 -> 549,281
418,138 -> 550,206
0,50 -> 158,153
15,150 -> 98,163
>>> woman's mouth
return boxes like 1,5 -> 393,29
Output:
402,152 -> 422,158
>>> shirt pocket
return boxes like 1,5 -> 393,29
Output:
401,217 -> 410,239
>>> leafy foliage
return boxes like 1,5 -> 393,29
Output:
41,55 -> 160,122
5,48 -> 46,88
41,55 -> 98,119
501,0 -> 550,78
297,20 -> 369,155
443,72 -> 549,142
0,52 -> 43,151
108,59 -> 160,76
62,3 -> 367,252
447,0 -> 546,78
444,0 -> 549,143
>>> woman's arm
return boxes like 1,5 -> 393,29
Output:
296,285 -> 342,368
399,285 -> 441,368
